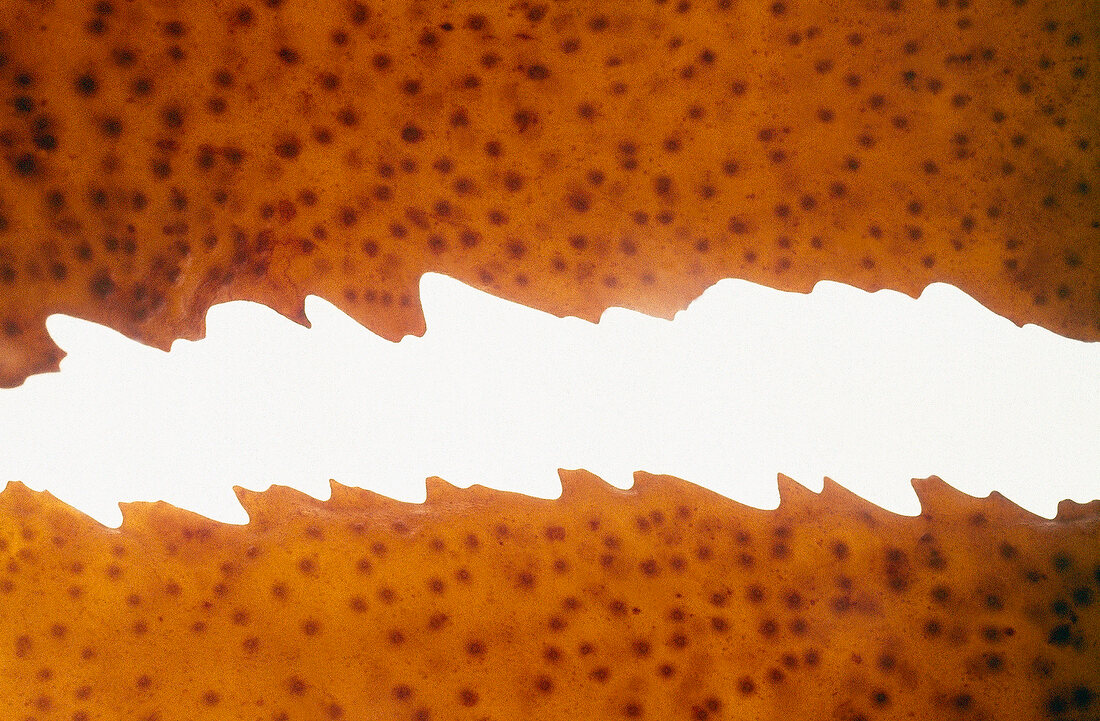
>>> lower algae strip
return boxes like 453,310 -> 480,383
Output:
1,0 -> 1097,387
1,471 -> 1096,720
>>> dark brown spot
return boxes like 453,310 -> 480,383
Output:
273,135 -> 301,160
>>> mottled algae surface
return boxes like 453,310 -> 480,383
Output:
0,471 -> 1097,721
1,1 -> 1098,718
0,0 -> 1097,386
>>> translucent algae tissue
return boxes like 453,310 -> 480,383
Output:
0,471 -> 1097,720
0,0 -> 1097,386
0,1 -> 1096,718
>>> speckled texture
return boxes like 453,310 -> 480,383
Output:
0,0 -> 1097,387
1,471 -> 1097,720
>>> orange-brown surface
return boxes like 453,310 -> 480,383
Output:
1,471 -> 1097,720
0,0 -> 1097,387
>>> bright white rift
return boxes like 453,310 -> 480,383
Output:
0,273 -> 1096,527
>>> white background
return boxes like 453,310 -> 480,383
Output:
1,274 -> 1097,527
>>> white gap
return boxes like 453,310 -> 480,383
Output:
0,273 -> 1097,528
